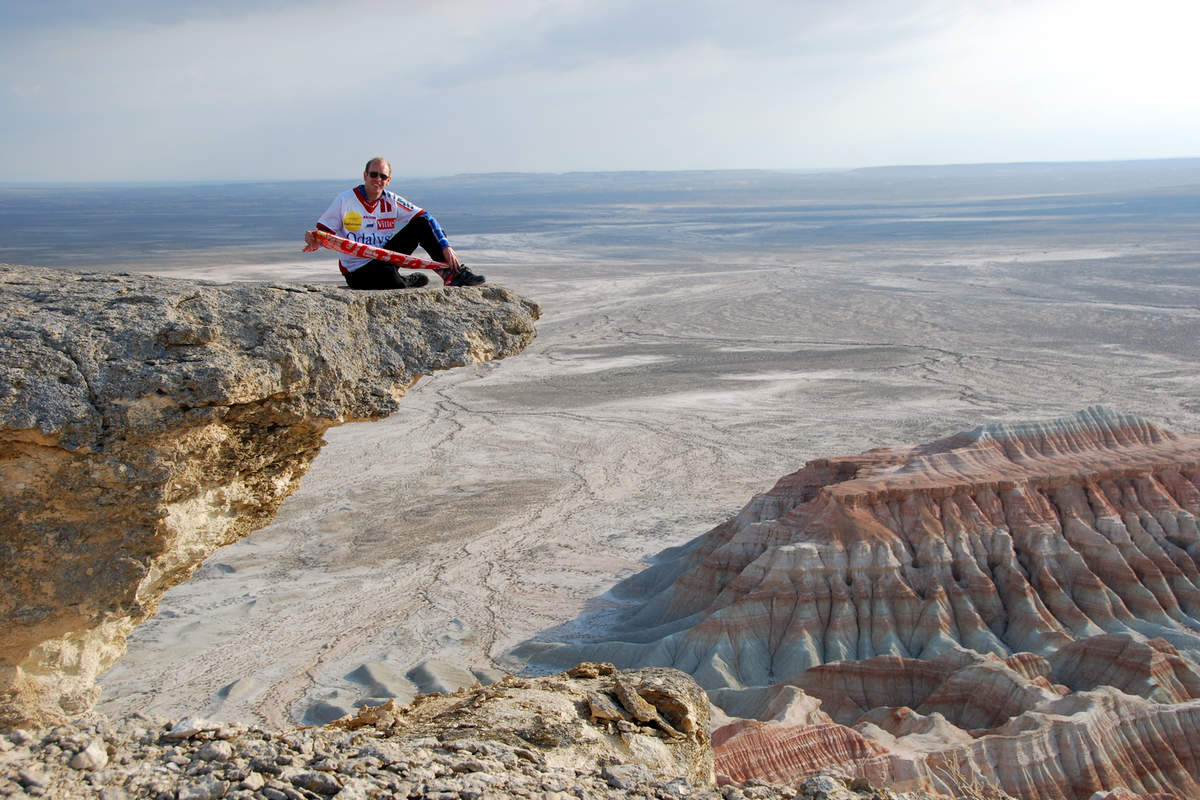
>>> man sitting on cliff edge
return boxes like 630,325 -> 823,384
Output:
303,157 -> 485,290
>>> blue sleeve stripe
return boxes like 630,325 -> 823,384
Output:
419,211 -> 451,249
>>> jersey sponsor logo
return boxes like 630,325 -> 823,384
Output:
349,232 -> 389,247
377,217 -> 396,230
343,211 -> 363,232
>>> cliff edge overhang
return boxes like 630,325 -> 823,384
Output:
0,264 -> 541,727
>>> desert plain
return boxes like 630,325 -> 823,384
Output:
91,165 -> 1200,730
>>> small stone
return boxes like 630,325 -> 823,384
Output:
69,739 -> 110,770
566,662 -> 616,679
266,780 -> 306,800
442,739 -> 477,754
166,716 -> 220,740
9,729 -> 35,746
179,775 -> 231,800
331,780 -> 375,800
144,778 -> 177,797
17,769 -> 49,788
797,775 -> 842,799
281,733 -> 314,754
249,755 -> 284,775
294,770 -> 343,795
196,740 -> 234,762
241,771 -> 266,791
663,776 -> 694,797
612,679 -> 657,722
388,780 -> 416,797
221,764 -> 248,783
587,691 -> 629,722
450,757 -> 489,774
603,763 -> 655,791
407,737 -> 438,749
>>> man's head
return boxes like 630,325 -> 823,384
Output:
363,157 -> 392,200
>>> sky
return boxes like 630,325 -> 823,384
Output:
3,0 -> 1198,183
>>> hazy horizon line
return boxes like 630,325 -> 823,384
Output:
3,155 -> 1199,190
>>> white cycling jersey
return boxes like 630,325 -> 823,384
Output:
315,186 -> 424,271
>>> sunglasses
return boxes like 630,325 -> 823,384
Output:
367,170 -> 390,180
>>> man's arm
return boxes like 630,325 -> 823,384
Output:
413,211 -> 461,268
303,223 -> 336,252
305,193 -> 344,251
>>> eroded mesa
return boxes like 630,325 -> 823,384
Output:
526,408 -> 1200,799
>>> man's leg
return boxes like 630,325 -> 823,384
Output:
347,213 -> 440,288
344,261 -> 428,290
382,214 -> 484,286
350,217 -> 441,286
381,214 -> 448,261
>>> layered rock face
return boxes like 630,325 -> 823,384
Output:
528,408 -> 1200,799
0,265 -> 540,728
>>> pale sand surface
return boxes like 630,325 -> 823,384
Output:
96,233 -> 1200,727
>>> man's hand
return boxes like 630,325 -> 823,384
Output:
302,230 -> 320,252
441,245 -> 461,269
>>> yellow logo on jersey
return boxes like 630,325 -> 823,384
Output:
343,211 -> 363,232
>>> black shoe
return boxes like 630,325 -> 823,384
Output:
404,272 -> 430,288
445,264 -> 486,287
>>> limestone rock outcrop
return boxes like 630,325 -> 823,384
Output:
524,408 -> 1200,799
0,265 -> 540,728
333,662 -> 715,787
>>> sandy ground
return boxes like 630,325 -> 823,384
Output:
96,232 -> 1200,727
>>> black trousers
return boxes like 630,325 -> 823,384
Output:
343,215 -> 446,290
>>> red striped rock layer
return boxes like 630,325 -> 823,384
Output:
709,642 -> 1200,799
868,684 -> 1200,800
721,688 -> 1200,800
712,720 -> 887,785
777,640 -> 1200,730
794,650 -> 1064,730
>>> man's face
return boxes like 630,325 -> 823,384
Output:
364,161 -> 391,194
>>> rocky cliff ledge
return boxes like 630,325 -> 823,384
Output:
0,265 -> 540,729
525,408 -> 1200,800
